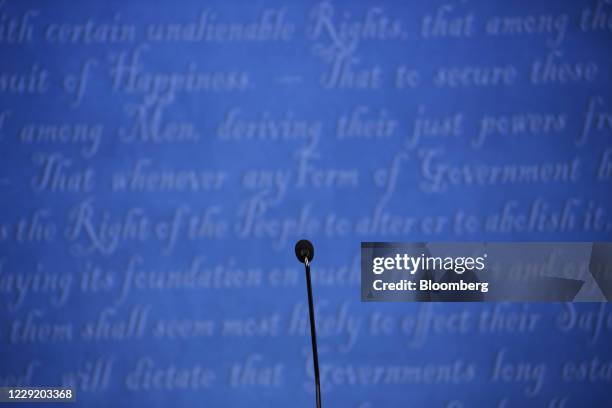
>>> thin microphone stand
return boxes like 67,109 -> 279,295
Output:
304,257 -> 322,408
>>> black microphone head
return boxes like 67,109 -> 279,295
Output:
295,239 -> 314,263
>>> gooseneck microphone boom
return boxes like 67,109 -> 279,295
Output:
294,239 -> 322,408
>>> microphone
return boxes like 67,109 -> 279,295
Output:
295,239 -> 321,408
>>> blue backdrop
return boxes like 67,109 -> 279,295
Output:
1,0 -> 612,406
